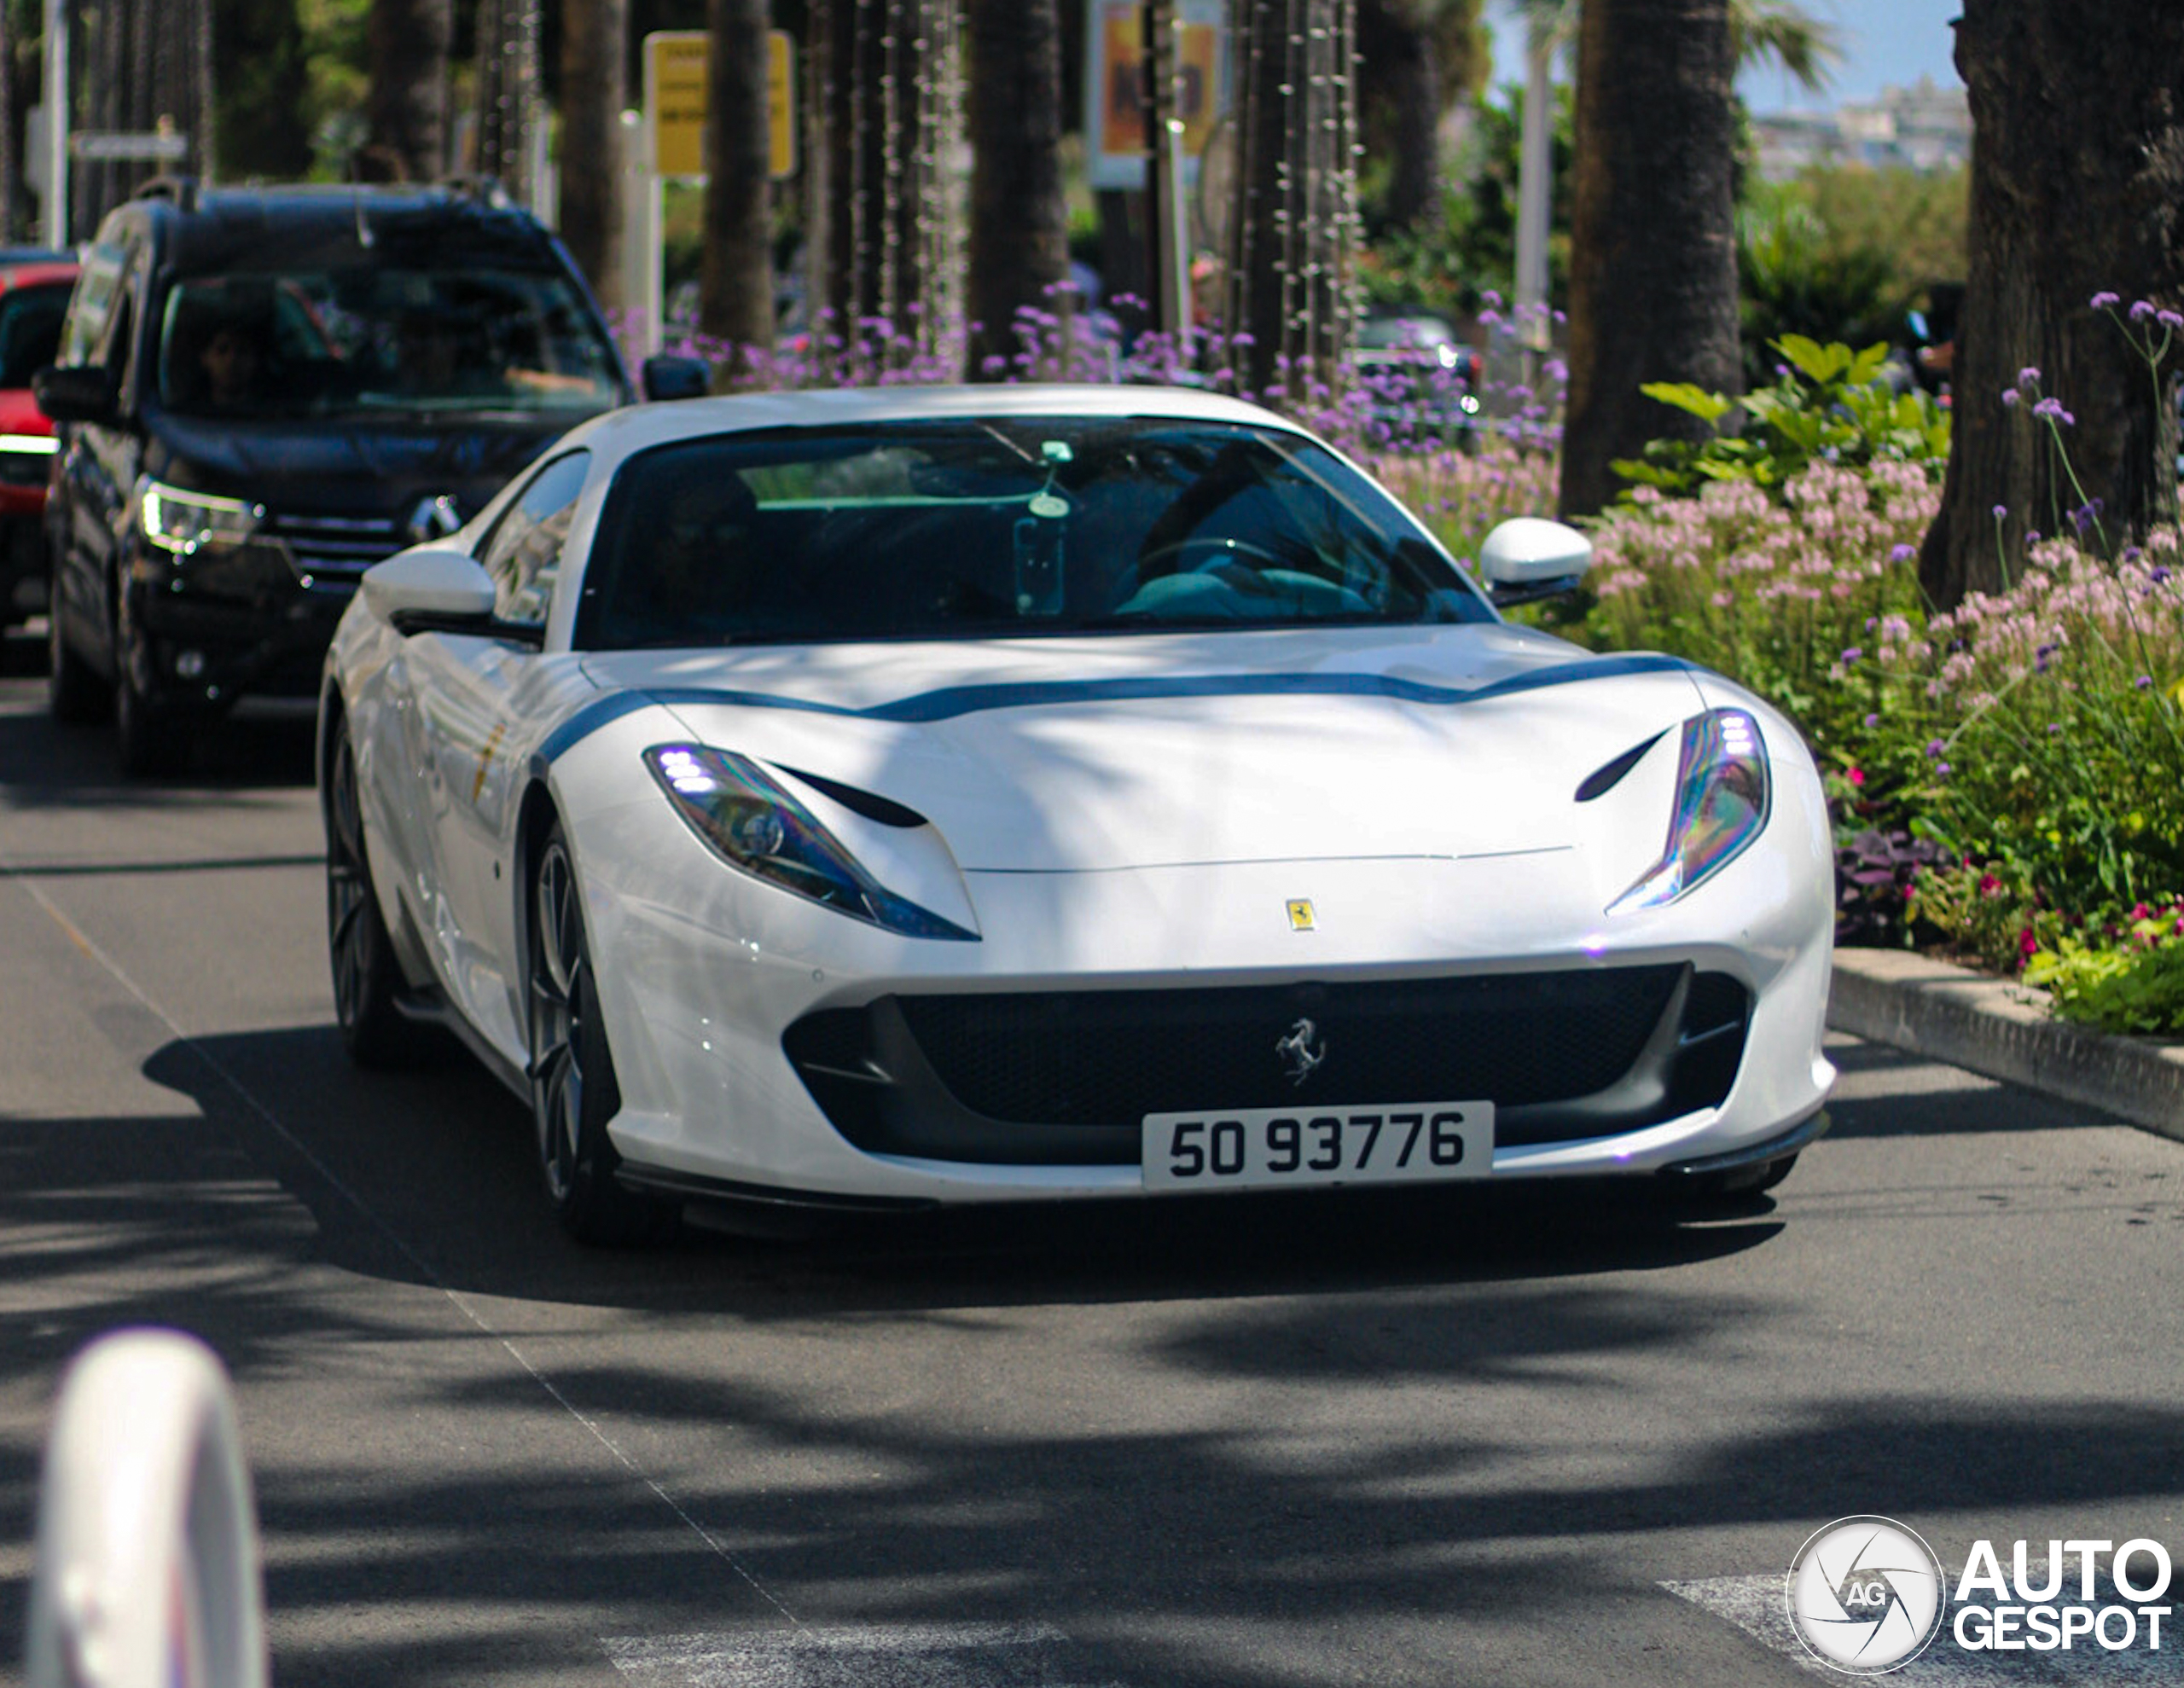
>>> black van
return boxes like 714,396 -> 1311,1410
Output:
37,177 -> 701,773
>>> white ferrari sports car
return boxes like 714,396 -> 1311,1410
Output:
317,385 -> 1834,1242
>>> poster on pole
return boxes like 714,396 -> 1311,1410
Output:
1083,0 -> 1227,192
644,30 -> 796,181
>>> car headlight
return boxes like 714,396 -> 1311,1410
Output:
644,744 -> 978,941
1606,708 -> 1770,914
140,480 -> 263,555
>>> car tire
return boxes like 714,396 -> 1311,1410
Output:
528,822 -> 677,1246
48,600 -> 110,723
324,716 -> 440,1069
114,668 -> 187,777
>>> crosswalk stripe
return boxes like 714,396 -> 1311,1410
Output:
600,1624 -> 1130,1688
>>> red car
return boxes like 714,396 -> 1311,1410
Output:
0,252 -> 77,628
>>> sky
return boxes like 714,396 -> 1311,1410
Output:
1484,0 -> 1964,114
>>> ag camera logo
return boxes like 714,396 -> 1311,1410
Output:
1787,1516 -> 1947,1673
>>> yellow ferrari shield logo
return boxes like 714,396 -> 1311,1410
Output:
1287,898 -> 1316,931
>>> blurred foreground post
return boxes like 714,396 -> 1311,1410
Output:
27,1330 -> 266,1688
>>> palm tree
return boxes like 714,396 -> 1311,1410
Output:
1356,0 -> 1490,231
363,0 -> 451,181
699,0 -> 774,366
1509,0 -> 1843,92
1223,0 -> 1363,393
1559,0 -> 1742,517
1920,0 -> 2184,606
559,0 -> 627,305
965,0 -> 1066,378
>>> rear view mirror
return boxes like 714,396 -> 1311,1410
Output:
1479,518 -> 1592,608
32,365 -> 118,426
642,355 -> 711,402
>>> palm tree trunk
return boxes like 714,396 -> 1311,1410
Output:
965,0 -> 1065,377
559,0 -> 627,303
808,0 -> 962,364
1560,0 -> 1741,517
699,0 -> 774,368
363,0 -> 451,180
1223,0 -> 1362,396
1920,0 -> 2184,609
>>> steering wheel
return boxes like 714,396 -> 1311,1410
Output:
1130,535 -> 1289,580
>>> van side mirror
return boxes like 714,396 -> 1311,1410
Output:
1479,518 -> 1592,609
641,355 -> 711,402
32,365 -> 118,426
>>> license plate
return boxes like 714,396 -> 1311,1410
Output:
1141,1104 -> 1494,1192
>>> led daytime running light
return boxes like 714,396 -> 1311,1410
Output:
1606,708 -> 1770,914
140,479 -> 263,555
644,744 -> 977,942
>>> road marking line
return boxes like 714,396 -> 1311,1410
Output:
1,856 -> 801,1627
601,1625 -> 1128,1688
1664,1575 -> 2181,1683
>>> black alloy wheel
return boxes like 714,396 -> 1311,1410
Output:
324,716 -> 436,1066
46,596 -> 108,722
528,823 -> 675,1245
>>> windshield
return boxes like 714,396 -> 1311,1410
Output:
155,266 -> 622,420
0,281 -> 69,388
576,417 -> 1492,650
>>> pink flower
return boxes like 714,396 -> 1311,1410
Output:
1847,768 -> 1866,787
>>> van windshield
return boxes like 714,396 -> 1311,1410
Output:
156,266 -> 623,420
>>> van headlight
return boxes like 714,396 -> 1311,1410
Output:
140,481 -> 263,555
1607,709 -> 1770,914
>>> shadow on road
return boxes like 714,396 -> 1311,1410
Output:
0,646 -> 317,802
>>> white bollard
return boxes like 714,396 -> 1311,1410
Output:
26,1329 -> 268,1688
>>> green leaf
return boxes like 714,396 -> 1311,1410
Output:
1638,381 -> 1735,424
1774,334 -> 1850,386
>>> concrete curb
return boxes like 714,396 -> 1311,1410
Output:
1827,947 -> 2184,1144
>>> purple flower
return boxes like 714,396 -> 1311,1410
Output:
1936,763 -> 1952,778
2152,566 -> 2174,584
1864,713 -> 1881,729
2092,291 -> 2121,310
2138,675 -> 2155,689
2048,722 -> 2065,734
1992,504 -> 2008,520
1841,647 -> 1863,664
2164,310 -> 2184,331
1926,738 -> 1947,757
2032,397 -> 2074,426
2001,389 -> 2021,407
2131,300 -> 2158,322
1891,543 -> 1916,562
2017,366 -> 2042,387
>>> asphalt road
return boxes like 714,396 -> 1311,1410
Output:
2,625 -> 2181,1688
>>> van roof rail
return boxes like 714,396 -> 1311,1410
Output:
131,175 -> 200,212
438,175 -> 514,211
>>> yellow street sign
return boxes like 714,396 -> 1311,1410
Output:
645,29 -> 796,181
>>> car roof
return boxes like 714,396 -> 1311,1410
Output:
557,383 -> 1313,462
124,184 -> 562,276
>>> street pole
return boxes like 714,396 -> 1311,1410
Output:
41,0 -> 67,247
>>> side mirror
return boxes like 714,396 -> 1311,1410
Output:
642,354 -> 711,402
1479,517 -> 1591,608
362,545 -> 496,623
32,364 -> 118,426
